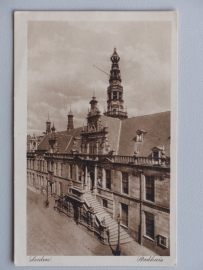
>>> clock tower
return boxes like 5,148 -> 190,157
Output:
104,48 -> 128,119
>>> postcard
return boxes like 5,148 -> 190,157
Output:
14,11 -> 177,266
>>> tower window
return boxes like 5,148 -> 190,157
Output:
113,91 -> 117,99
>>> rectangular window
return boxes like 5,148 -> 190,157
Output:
105,170 -> 111,189
37,160 -> 39,171
55,162 -> 58,176
103,199 -> 108,208
78,170 -> 81,182
69,164 -> 72,179
153,151 -> 159,160
58,182 -> 62,196
145,176 -> 154,202
60,163 -> 63,177
122,172 -> 129,194
158,235 -> 168,248
121,203 -> 128,227
42,161 -> 44,172
145,212 -> 154,239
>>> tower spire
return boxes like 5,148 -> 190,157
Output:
46,112 -> 51,133
104,48 -> 128,120
67,106 -> 74,131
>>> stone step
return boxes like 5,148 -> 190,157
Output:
109,234 -> 132,242
85,193 -> 133,245
106,219 -> 117,224
110,229 -> 127,237
108,224 -> 119,231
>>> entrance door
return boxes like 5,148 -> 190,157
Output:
90,172 -> 94,191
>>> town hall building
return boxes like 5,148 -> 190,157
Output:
27,48 -> 170,256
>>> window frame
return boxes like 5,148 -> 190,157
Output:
120,203 -> 128,227
105,169 -> 111,190
122,172 -> 129,195
158,234 -> 168,248
69,164 -> 73,179
145,211 -> 155,240
145,175 -> 155,202
102,199 -> 108,208
60,163 -> 63,177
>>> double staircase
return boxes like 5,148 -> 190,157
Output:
85,192 -> 133,246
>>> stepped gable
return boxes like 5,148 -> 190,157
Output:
118,111 -> 170,157
37,127 -> 83,152
100,115 -> 121,154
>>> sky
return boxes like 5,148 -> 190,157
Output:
27,20 -> 171,135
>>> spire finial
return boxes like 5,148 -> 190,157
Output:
48,112 -> 49,121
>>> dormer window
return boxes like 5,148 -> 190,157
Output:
136,134 -> 142,142
135,129 -> 147,142
151,146 -> 165,165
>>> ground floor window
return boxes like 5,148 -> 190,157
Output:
121,203 -> 128,227
105,169 -> 111,189
58,182 -> 62,196
102,199 -> 108,208
145,212 -> 154,239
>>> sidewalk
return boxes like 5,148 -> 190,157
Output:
27,188 -> 157,256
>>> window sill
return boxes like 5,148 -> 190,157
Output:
143,235 -> 155,242
144,199 -> 155,204
120,224 -> 128,229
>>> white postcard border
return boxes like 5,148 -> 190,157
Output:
14,11 -> 177,266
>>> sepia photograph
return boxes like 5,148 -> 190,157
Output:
15,11 -> 177,266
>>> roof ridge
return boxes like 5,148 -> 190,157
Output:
125,111 -> 170,120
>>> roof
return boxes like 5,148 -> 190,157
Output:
36,111 -> 170,157
118,111 -> 170,157
37,127 -> 83,153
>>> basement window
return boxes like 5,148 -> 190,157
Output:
158,235 -> 168,248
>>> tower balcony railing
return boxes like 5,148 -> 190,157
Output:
104,110 -> 127,117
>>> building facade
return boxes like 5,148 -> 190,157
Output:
27,48 -> 170,256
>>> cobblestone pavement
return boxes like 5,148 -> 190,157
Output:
27,188 -> 157,256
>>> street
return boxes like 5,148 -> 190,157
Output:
27,188 -> 156,256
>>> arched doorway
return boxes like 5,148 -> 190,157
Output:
89,172 -> 94,191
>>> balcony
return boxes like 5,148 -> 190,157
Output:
42,152 -> 170,167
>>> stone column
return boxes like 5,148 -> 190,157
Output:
93,164 -> 98,194
86,143 -> 89,154
75,164 -> 78,181
87,173 -> 90,191
96,141 -> 99,155
102,167 -> 106,189
84,166 -> 88,190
